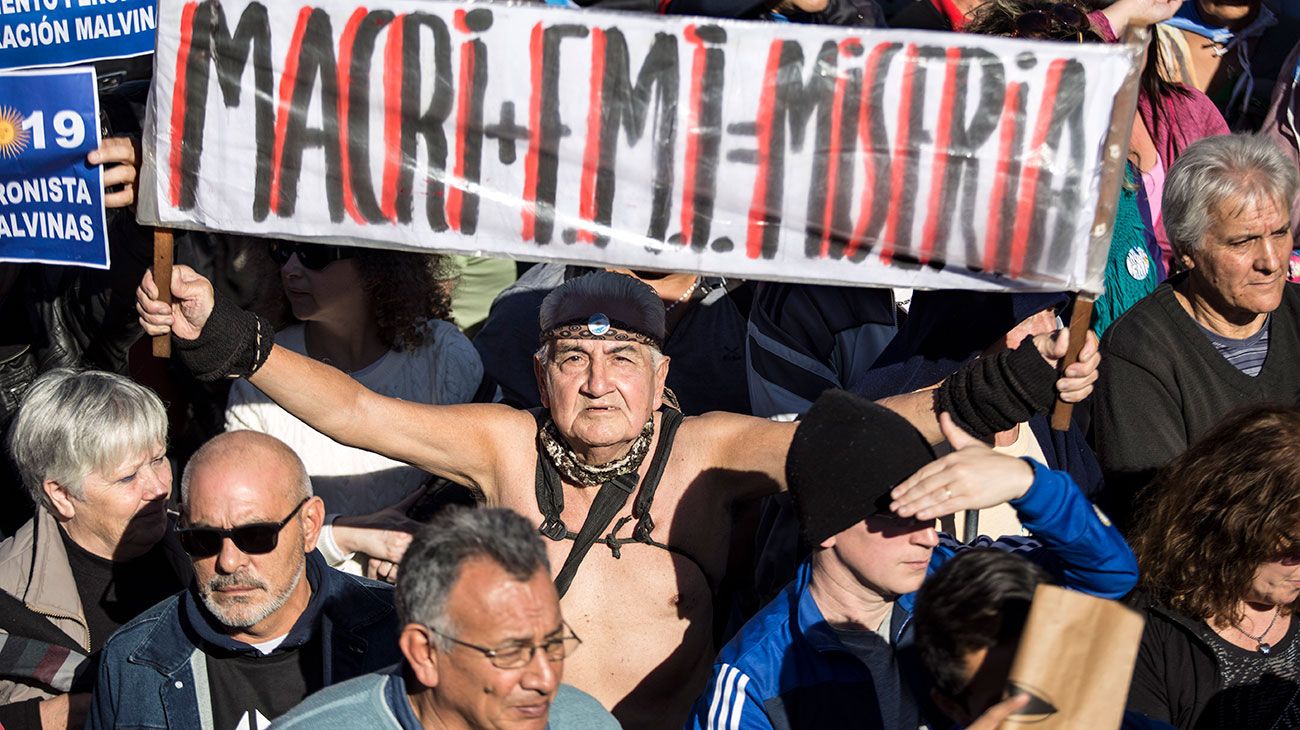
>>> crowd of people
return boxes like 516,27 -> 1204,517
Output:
1,0 -> 1299,726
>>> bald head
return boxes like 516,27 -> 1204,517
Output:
180,431 -> 311,507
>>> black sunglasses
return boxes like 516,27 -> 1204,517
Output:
1014,4 -> 1089,41
176,498 -> 310,558
268,242 -> 359,271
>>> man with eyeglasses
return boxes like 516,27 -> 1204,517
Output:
274,508 -> 617,729
86,430 -> 402,730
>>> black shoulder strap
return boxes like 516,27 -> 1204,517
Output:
631,408 -> 684,543
551,473 -> 639,599
532,409 -> 573,541
535,410 -> 683,599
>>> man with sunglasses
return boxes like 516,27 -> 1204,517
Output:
275,508 -> 617,729
86,431 -> 402,730
138,264 -> 1101,729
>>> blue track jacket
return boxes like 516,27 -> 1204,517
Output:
686,460 -> 1138,730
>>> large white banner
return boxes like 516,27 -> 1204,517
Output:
137,0 -> 1139,292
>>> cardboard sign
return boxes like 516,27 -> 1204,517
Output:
1004,584 -> 1146,729
0,0 -> 156,70
0,67 -> 107,267
138,0 -> 1141,293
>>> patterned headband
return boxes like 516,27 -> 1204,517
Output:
540,313 -> 662,349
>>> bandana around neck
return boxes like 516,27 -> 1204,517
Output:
539,416 -> 656,487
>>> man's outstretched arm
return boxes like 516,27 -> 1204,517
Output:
137,265 -> 525,497
710,328 -> 1101,502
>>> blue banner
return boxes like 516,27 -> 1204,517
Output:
0,67 -> 108,268
0,0 -> 155,70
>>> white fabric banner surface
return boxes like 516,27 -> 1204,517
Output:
138,0 -> 1139,292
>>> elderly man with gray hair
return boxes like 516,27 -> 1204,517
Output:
139,258 -> 1101,728
275,507 -> 617,729
1095,133 -> 1300,526
0,369 -> 190,730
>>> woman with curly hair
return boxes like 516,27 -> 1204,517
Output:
225,241 -> 482,578
1127,405 -> 1300,729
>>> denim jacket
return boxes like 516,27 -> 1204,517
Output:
86,551 -> 401,730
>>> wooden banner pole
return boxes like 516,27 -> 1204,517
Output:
152,228 -> 174,359
1050,26 -> 1148,431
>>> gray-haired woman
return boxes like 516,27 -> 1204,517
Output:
0,369 -> 189,730
1094,133 -> 1300,527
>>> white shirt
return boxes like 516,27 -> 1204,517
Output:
225,320 -> 483,517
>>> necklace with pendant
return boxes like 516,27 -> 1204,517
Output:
1232,607 -> 1281,654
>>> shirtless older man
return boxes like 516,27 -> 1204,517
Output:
138,267 -> 1098,729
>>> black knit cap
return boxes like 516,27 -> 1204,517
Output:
786,390 -> 937,547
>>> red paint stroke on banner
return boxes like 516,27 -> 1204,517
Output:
167,1 -> 198,207
379,14 -> 405,222
745,40 -> 783,260
879,42 -> 918,266
521,23 -> 544,240
577,27 -> 606,244
984,82 -> 1023,272
447,9 -> 472,231
1009,58 -> 1065,278
919,47 -> 962,265
846,42 -> 890,260
269,6 -> 313,215
337,7 -> 367,224
679,24 -> 704,246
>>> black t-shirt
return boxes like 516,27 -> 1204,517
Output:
205,636 -> 323,730
1203,618 -> 1300,730
60,527 -> 186,651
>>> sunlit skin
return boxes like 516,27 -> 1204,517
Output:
811,515 -> 941,632
1175,193 -> 1292,339
401,562 -> 564,730
1170,0 -> 1259,100
184,437 -> 325,644
1194,0 -> 1258,28
45,444 -> 171,561
535,340 -> 669,464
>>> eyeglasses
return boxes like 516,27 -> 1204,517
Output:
176,498 -> 310,557
268,242 -> 359,271
1013,4 -> 1090,41
426,624 -> 583,669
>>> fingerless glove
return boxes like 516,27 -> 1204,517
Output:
173,292 -> 274,381
935,338 -> 1058,438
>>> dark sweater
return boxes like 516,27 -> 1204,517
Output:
1093,276 -> 1300,525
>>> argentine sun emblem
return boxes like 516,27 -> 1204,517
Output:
0,107 -> 29,159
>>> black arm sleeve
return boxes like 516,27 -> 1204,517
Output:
934,338 -> 1058,439
0,697 -> 44,730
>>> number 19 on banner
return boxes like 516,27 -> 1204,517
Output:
8,109 -> 88,153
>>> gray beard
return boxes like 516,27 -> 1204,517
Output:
198,558 -> 306,630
